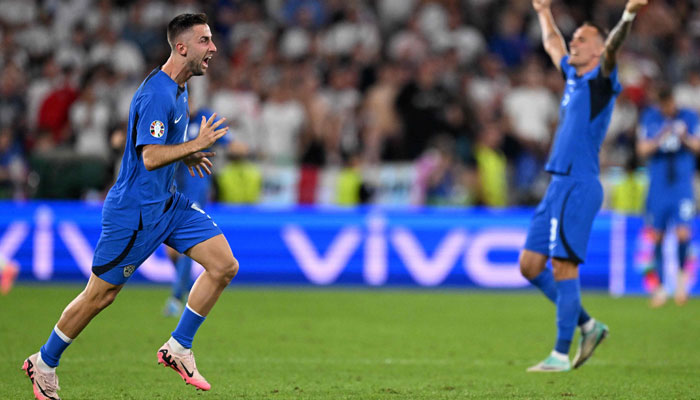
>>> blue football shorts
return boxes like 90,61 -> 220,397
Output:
524,175 -> 603,264
646,190 -> 695,231
92,191 -> 222,285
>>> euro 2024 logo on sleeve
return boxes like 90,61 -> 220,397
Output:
123,265 -> 136,278
150,120 -> 165,138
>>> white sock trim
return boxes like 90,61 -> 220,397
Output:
54,325 -> 73,343
167,336 -> 190,355
580,318 -> 596,334
36,353 -> 56,373
185,304 -> 204,318
550,350 -> 569,362
622,10 -> 636,22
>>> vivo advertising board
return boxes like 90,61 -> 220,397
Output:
0,201 -> 698,295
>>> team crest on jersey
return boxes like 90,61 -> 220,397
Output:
123,265 -> 136,278
150,120 -> 165,138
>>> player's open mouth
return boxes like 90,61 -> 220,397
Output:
202,55 -> 212,68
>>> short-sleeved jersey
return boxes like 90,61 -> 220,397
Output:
174,108 -> 231,205
103,68 -> 190,230
638,106 -> 700,195
545,55 -> 622,179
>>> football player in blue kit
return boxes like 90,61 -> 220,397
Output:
521,0 -> 647,372
22,14 -> 236,399
163,108 -> 231,317
637,86 -> 700,307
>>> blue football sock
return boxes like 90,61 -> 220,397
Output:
530,268 -> 590,326
40,326 -> 73,367
578,306 -> 591,326
529,268 -> 557,302
654,241 -> 664,283
172,305 -> 206,349
554,278 -> 580,355
173,256 -> 193,301
678,240 -> 689,271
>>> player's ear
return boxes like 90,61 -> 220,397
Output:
175,41 -> 187,57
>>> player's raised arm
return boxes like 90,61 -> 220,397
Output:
142,113 -> 228,172
681,113 -> 700,154
533,0 -> 567,69
636,124 -> 665,159
601,0 -> 648,77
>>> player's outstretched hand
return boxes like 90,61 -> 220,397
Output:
532,0 -> 552,12
195,113 -> 228,151
626,0 -> 648,13
184,151 -> 215,178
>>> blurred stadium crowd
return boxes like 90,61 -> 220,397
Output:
1,0 -> 699,208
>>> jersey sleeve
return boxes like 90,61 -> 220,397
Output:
636,109 -> 652,141
136,92 -> 171,147
602,64 -> 623,95
559,55 -> 575,79
687,111 -> 700,136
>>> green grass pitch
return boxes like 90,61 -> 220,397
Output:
1,285 -> 698,399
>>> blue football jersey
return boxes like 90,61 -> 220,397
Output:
103,68 -> 190,230
174,108 -> 231,205
639,106 -> 700,194
545,55 -> 622,178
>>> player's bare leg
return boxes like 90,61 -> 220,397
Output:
0,257 -> 19,295
184,234 -> 238,314
519,249 -> 548,280
546,260 -> 608,370
675,226 -> 692,306
157,234 -> 238,390
23,275 -> 124,400
56,274 -> 125,338
646,229 -> 668,308
164,246 -> 186,317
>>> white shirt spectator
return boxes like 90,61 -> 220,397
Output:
89,30 -> 145,79
0,0 -> 38,25
211,87 -> 262,155
84,0 -> 126,35
674,81 -> 700,113
259,98 -> 305,164
16,23 -> 53,57
504,87 -> 558,144
229,21 -> 273,61
388,26 -> 428,63
417,2 -> 448,40
607,97 -> 638,141
70,92 -> 111,159
377,0 -> 417,29
321,21 -> 379,57
280,27 -> 312,59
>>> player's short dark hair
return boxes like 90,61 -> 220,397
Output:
582,21 -> 608,41
657,84 -> 674,101
167,13 -> 208,49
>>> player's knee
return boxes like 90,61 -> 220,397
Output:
226,257 -> 240,281
552,259 -> 578,280
85,288 -> 119,311
519,252 -> 542,280
677,227 -> 691,243
211,257 -> 238,283
98,292 -> 118,310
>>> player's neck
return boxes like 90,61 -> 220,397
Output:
576,62 -> 598,76
161,56 -> 191,87
574,60 -> 599,77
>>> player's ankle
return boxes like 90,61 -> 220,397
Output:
167,336 -> 190,355
550,350 -> 569,362
580,318 -> 596,334
36,353 -> 56,373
